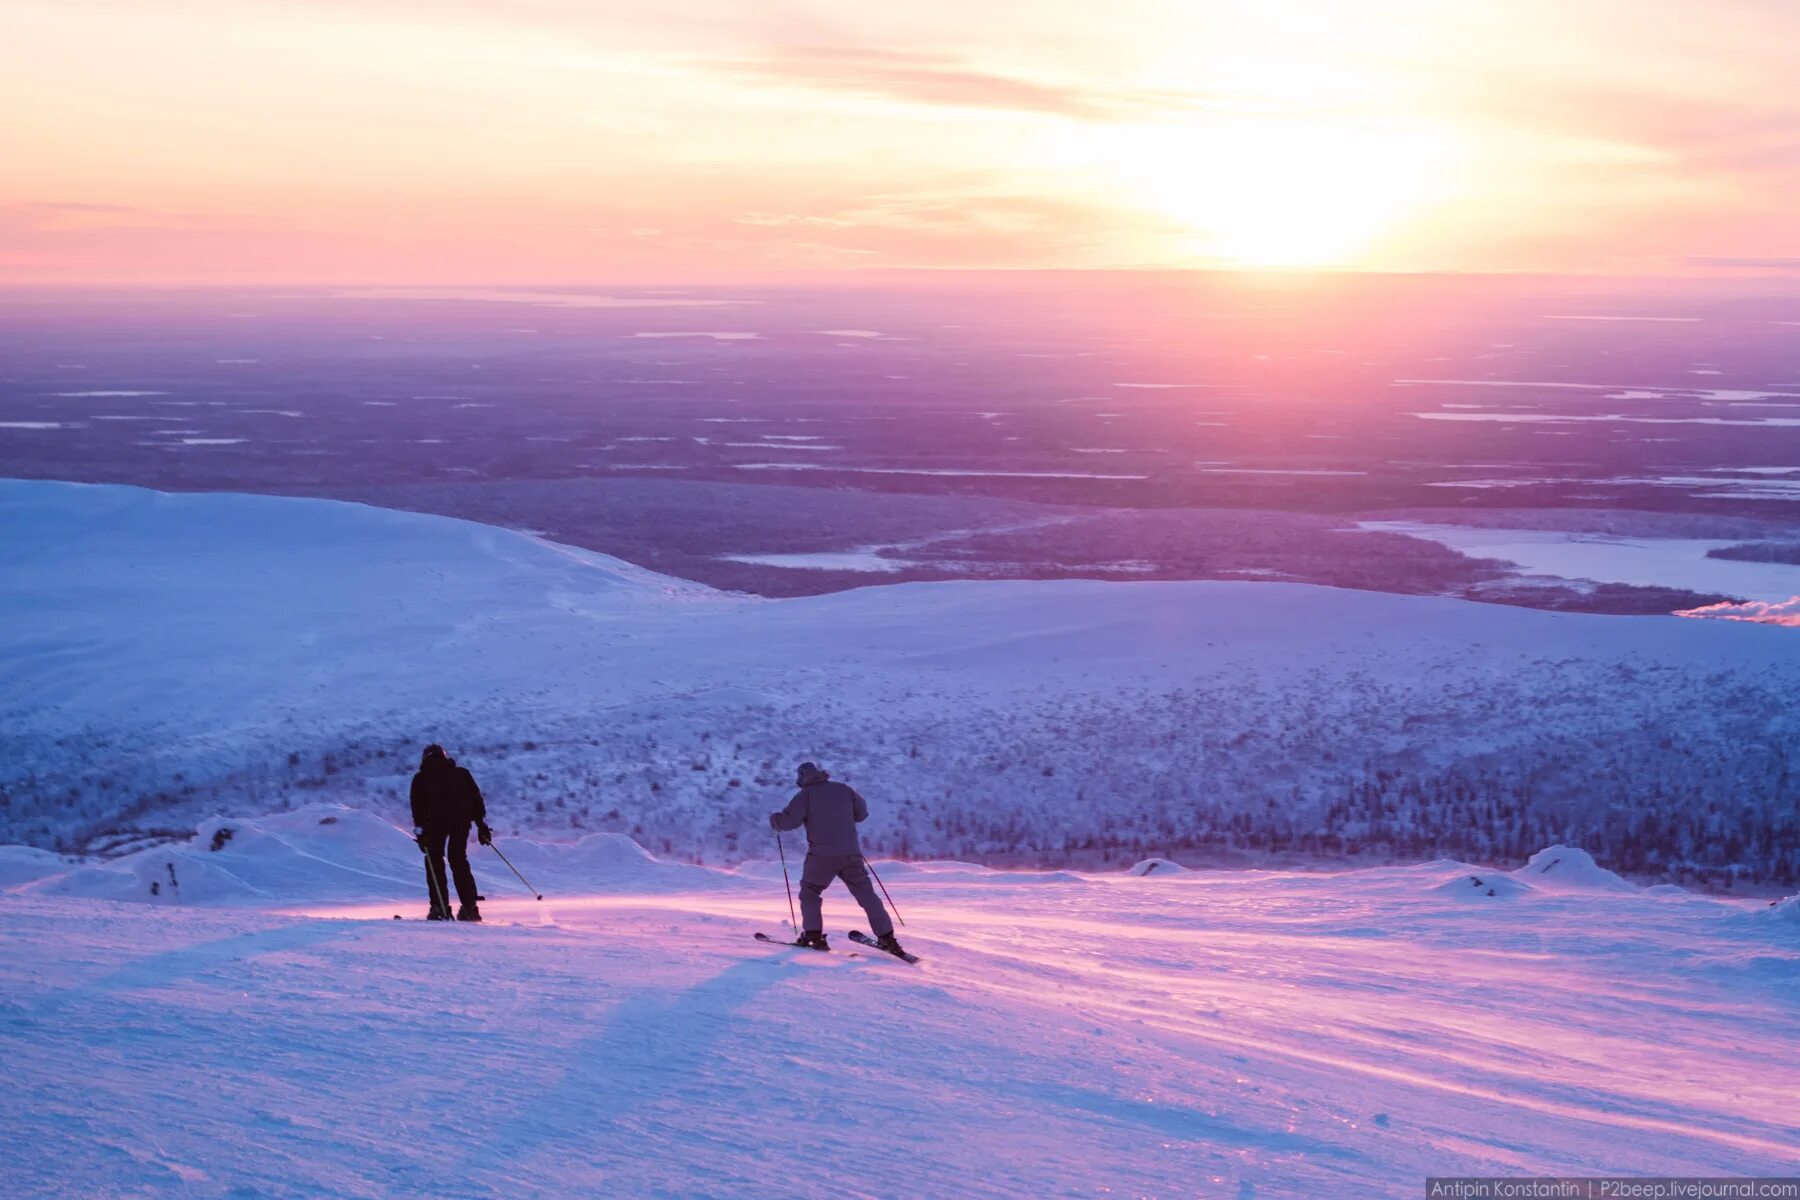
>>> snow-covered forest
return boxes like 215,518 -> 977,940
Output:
5,480 -> 1796,890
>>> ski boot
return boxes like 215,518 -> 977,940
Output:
795,930 -> 829,951
456,904 -> 483,923
425,908 -> 451,921
876,933 -> 907,957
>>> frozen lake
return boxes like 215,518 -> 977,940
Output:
1361,522 -> 1800,602
718,549 -> 906,572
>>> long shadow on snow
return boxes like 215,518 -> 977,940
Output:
16,921 -> 356,1020
473,954 -> 792,1163
986,1081 -> 1363,1162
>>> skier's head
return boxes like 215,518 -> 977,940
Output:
796,761 -> 829,786
421,743 -> 448,769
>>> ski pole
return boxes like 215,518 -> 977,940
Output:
863,856 -> 905,927
421,837 -> 450,919
775,829 -> 799,935
488,842 -> 543,900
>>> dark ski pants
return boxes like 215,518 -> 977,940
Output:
423,823 -> 479,913
799,853 -> 893,937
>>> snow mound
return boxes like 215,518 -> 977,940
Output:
28,844 -> 277,905
850,858 -> 996,877
18,805 -> 420,904
478,830 -> 729,895
12,804 -> 725,906
1512,845 -> 1635,892
866,859 -> 1085,884
1762,894 -> 1800,926
0,845 -> 67,888
729,856 -> 1085,886
1126,857 -> 1188,877
1432,871 -> 1535,901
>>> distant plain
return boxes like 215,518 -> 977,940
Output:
5,275 -> 1799,610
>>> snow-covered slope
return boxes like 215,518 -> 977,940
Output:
6,479 -> 1800,883
3,807 -> 1798,1198
8,481 -> 1800,1195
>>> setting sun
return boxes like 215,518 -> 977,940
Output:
1075,115 -> 1462,268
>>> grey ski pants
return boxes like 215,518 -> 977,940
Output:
799,852 -> 894,937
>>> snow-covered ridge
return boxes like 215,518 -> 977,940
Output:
5,479 -> 1800,888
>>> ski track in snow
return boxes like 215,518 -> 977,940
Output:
3,811 -> 1799,1198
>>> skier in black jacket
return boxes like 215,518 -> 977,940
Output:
770,761 -> 904,955
410,743 -> 491,921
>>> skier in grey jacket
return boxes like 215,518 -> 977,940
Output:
769,761 -> 904,955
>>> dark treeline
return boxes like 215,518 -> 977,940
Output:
10,658 -> 1797,893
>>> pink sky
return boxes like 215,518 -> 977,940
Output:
3,0 -> 1798,284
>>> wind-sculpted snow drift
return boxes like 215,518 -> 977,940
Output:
4,478 -> 1800,886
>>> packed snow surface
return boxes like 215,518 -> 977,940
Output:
4,806 -> 1798,1198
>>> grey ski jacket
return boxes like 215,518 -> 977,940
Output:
770,773 -> 868,857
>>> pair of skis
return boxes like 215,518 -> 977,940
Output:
754,929 -> 920,964
766,832 -> 917,962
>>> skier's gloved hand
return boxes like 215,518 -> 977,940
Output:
413,827 -> 428,853
477,822 -> 493,846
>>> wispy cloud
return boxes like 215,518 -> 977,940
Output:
725,185 -> 1161,268
1685,256 -> 1800,271
21,201 -> 141,214
734,212 -> 858,230
2,201 -> 243,232
700,46 -> 1203,121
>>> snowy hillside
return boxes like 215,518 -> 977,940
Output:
4,806 -> 1799,1198
4,478 -> 1800,885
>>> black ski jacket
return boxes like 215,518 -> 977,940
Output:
410,758 -> 487,830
